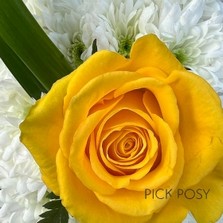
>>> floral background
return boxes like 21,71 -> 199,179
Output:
0,0 -> 223,222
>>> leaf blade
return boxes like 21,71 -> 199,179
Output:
0,36 -> 46,99
37,192 -> 69,223
0,0 -> 73,96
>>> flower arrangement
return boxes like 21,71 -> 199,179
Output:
0,0 -> 223,223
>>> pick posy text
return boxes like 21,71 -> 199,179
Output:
144,188 -> 210,200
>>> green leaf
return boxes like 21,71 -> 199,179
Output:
46,192 -> 60,200
37,219 -> 52,223
37,192 -> 69,223
40,210 -> 57,218
0,0 -> 73,98
0,36 -> 46,99
91,39 -> 98,55
43,200 -> 62,209
38,205 -> 69,223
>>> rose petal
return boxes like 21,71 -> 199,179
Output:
91,91 -> 158,188
179,159 -> 223,222
126,34 -> 184,73
150,198 -> 188,223
166,70 -> 223,188
61,71 -> 144,158
68,96 -> 122,195
114,76 -> 179,134
94,120 -> 184,216
90,127 -> 158,189
95,187 -> 168,216
127,115 -> 181,191
57,150 -> 151,223
20,74 -> 72,194
63,50 -> 128,111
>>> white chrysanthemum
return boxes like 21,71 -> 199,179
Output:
0,58 -> 77,222
137,0 -> 223,98
24,0 -> 114,68
26,0 -> 223,99
0,59 -> 47,223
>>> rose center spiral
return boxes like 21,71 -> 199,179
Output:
100,127 -> 149,176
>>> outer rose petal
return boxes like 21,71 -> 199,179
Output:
150,167 -> 223,223
180,159 -> 223,223
56,150 -> 151,223
166,70 -> 223,188
126,34 -> 184,73
158,159 -> 223,223
150,198 -> 188,223
63,51 -> 128,110
20,74 -> 72,194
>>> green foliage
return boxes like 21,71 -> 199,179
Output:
69,38 -> 86,68
118,36 -> 134,58
37,192 -> 69,223
0,0 -> 73,99
0,36 -> 46,99
91,39 -> 98,55
173,48 -> 188,65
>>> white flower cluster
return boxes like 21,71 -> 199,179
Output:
25,0 -> 223,99
0,60 -> 47,223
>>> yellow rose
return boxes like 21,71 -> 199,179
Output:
20,34 -> 223,223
